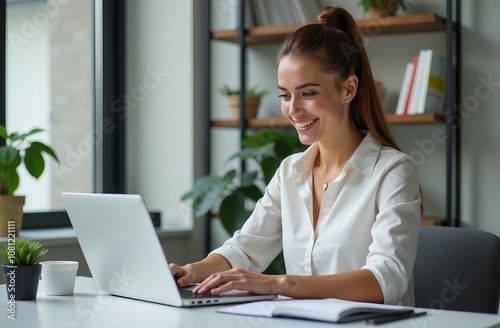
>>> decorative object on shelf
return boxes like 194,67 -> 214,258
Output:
0,125 -> 59,237
219,85 -> 269,120
358,0 -> 409,19
1,237 -> 48,300
181,128 -> 306,274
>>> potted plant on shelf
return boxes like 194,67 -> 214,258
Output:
1,237 -> 48,300
219,84 -> 269,120
0,125 -> 59,237
358,0 -> 409,18
181,128 -> 306,274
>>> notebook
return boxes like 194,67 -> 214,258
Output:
61,192 -> 277,307
217,298 -> 422,323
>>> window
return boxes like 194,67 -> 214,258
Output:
6,0 -> 93,212
1,0 -> 125,228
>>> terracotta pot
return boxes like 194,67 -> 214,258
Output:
369,0 -> 399,19
228,95 -> 261,120
0,195 -> 25,237
3,264 -> 42,301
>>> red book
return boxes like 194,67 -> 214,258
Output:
403,56 -> 419,115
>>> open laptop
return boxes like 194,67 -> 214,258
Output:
62,192 -> 277,307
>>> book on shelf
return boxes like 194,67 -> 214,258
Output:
232,0 -> 321,28
396,49 -> 446,115
395,56 -> 418,115
217,298 -> 419,324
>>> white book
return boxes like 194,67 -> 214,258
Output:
255,0 -> 271,26
407,49 -> 429,115
273,0 -> 288,26
292,0 -> 308,24
416,50 -> 447,114
395,62 -> 414,115
217,298 -> 415,323
284,0 -> 301,25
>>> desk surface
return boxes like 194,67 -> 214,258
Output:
1,277 -> 499,328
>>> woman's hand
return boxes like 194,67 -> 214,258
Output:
169,263 -> 196,287
193,267 -> 284,295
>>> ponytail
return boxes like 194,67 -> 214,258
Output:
277,6 -> 400,152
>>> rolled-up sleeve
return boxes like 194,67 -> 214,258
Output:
361,155 -> 421,305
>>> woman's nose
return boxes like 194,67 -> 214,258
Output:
288,98 -> 304,117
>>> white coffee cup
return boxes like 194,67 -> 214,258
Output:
40,261 -> 79,296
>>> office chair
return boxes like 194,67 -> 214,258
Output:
413,225 -> 500,314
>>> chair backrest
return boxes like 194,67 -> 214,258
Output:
413,226 -> 500,314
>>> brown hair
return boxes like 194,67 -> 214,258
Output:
277,6 -> 400,151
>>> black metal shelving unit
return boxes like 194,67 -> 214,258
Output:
202,0 -> 461,253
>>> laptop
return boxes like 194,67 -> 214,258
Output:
62,192 -> 277,307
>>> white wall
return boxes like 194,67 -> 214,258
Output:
125,0 -> 194,231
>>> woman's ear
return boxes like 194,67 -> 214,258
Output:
343,74 -> 358,103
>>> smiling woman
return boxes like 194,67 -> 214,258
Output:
170,6 -> 422,307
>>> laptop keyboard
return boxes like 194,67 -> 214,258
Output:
178,288 -> 216,299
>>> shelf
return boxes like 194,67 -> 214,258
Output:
211,117 -> 291,128
211,13 -> 448,44
385,113 -> 444,124
211,114 -> 443,128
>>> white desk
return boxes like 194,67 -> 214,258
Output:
1,277 -> 499,328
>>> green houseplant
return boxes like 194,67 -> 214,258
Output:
181,128 -> 306,274
358,0 -> 409,18
1,237 -> 48,300
0,125 -> 59,236
219,84 -> 269,120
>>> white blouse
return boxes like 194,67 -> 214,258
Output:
210,133 -> 421,305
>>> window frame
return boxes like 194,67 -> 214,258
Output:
1,0 -> 126,229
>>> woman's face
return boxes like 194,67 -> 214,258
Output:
277,55 -> 349,146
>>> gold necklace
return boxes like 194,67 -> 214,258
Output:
319,165 -> 344,191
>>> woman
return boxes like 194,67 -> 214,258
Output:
170,6 -> 421,306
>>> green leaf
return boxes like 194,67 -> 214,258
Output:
12,128 -> 44,142
243,128 -> 277,147
226,147 -> 260,162
240,171 -> 258,187
239,184 -> 263,202
261,157 -> 281,185
25,146 -> 45,179
0,146 -> 20,167
0,125 -> 7,138
0,237 -> 48,265
31,141 -> 60,162
219,190 -> 251,233
191,175 -> 226,218
223,169 -> 236,185
180,190 -> 194,201
1,168 -> 19,195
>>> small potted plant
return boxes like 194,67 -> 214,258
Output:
219,84 -> 269,120
1,237 -> 48,300
181,128 -> 306,274
0,125 -> 59,236
358,0 -> 409,18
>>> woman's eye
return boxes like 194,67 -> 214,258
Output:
278,94 -> 290,99
302,91 -> 317,97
